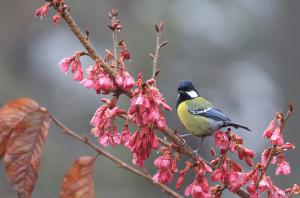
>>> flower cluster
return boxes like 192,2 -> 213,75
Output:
214,130 -> 255,167
80,60 -> 117,94
263,113 -> 284,146
127,127 -> 159,167
35,0 -> 63,25
183,160 -> 212,197
116,69 -> 135,91
128,74 -> 171,130
125,74 -> 172,167
90,98 -> 126,147
59,51 -> 84,81
152,146 -> 177,184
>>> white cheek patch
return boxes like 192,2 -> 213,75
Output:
186,90 -> 198,98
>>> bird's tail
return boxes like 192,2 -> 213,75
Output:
224,122 -> 251,131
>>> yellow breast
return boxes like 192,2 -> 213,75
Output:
177,101 -> 210,137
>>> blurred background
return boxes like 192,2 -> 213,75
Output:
0,0 -> 299,197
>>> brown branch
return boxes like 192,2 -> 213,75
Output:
152,21 -> 167,87
50,115 -> 182,198
52,4 -> 249,197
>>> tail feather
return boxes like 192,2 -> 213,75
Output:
224,122 -> 251,131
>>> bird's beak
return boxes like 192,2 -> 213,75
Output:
178,90 -> 184,94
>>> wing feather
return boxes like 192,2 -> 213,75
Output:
188,106 -> 231,122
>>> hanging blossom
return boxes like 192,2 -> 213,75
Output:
120,123 -> 131,148
211,157 -> 250,193
115,69 -> 135,91
184,160 -> 212,198
126,74 -> 171,167
152,146 -> 177,184
90,98 -> 126,147
214,130 -> 255,167
263,113 -> 284,146
247,176 -> 287,198
80,60 -> 116,94
59,51 -> 84,81
127,127 -> 159,167
35,1 -> 63,25
35,2 -> 52,18
275,155 -> 290,175
128,73 -> 172,130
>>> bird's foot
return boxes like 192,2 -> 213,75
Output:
176,136 -> 186,146
176,134 -> 191,146
192,149 -> 200,158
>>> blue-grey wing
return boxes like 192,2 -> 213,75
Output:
188,107 -> 231,122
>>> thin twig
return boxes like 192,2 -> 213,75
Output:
50,115 -> 182,198
152,21 -> 167,87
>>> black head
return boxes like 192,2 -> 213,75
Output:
177,80 -> 199,108
178,80 -> 197,93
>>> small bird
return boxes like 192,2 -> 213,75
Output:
176,80 -> 250,152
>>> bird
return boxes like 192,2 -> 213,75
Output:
176,80 -> 250,153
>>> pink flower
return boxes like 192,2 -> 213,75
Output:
281,142 -> 295,151
270,127 -> 283,146
53,12 -> 61,25
152,153 -> 175,184
35,2 -> 51,17
263,119 -> 276,138
275,155 -> 290,175
128,127 -> 159,167
73,67 -> 83,81
80,79 -> 94,88
90,100 -> 126,147
116,70 -> 135,90
98,74 -> 114,92
82,61 -> 116,94
259,176 -> 272,192
59,58 -> 71,74
185,175 -> 212,198
128,74 -> 171,129
261,148 -> 276,166
59,51 -> 85,82
247,183 -> 259,198
214,131 -> 229,149
236,145 -> 255,167
120,124 -> 131,147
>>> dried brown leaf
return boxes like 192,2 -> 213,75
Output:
0,98 -> 40,159
4,108 -> 50,198
60,156 -> 95,198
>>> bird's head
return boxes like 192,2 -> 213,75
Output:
177,80 -> 199,101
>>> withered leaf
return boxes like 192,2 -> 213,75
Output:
0,99 -> 50,198
0,98 -> 40,159
60,156 -> 95,198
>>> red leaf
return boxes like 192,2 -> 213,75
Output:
60,156 -> 95,198
4,107 -> 50,198
0,98 -> 40,159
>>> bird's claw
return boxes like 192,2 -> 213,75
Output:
176,136 -> 186,146
192,150 -> 200,158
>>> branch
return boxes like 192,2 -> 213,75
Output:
50,115 -> 182,198
54,5 -> 249,197
151,21 -> 167,86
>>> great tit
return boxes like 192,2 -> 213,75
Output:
176,80 -> 250,150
